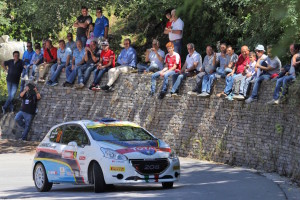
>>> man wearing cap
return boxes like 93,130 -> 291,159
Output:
89,41 -> 115,91
164,9 -> 184,54
94,7 -> 109,40
246,45 -> 281,103
253,44 -> 268,81
73,6 -> 93,47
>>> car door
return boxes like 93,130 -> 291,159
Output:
60,124 -> 90,184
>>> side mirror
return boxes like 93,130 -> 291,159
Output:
67,141 -> 78,147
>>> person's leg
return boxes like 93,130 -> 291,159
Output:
81,36 -> 87,47
77,64 -> 88,84
171,73 -> 184,93
205,73 -> 216,94
107,67 -> 121,87
172,40 -> 182,54
232,74 -> 244,95
83,64 -> 96,84
250,74 -> 270,98
137,63 -> 148,73
31,64 -> 37,77
21,112 -> 34,140
67,65 -> 79,83
50,63 -> 58,77
281,75 -> 296,96
201,74 -> 209,93
3,81 -> 12,110
41,63 -> 52,80
65,65 -> 72,79
162,70 -> 176,92
273,76 -> 284,100
151,71 -> 161,93
94,68 -> 109,85
148,63 -> 159,72
14,111 -> 25,129
194,72 -> 206,92
240,76 -> 252,96
224,74 -> 236,95
50,63 -> 66,82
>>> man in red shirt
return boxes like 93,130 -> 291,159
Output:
89,41 -> 115,91
217,45 -> 250,98
38,40 -> 57,83
150,42 -> 181,99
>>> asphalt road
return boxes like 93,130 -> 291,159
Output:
0,153 -> 293,200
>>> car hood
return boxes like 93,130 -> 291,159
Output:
96,140 -> 171,159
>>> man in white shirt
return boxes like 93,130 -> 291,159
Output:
137,39 -> 165,73
167,43 -> 201,97
164,9 -> 184,54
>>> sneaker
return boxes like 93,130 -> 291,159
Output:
245,97 -> 255,104
50,82 -> 58,87
38,78 -> 45,83
29,76 -> 34,80
266,99 -> 276,105
89,83 -> 96,91
188,91 -> 198,96
149,91 -> 154,97
274,99 -> 280,105
226,95 -> 234,101
131,69 -> 138,73
197,92 -> 210,97
46,80 -> 53,86
166,92 -> 173,97
233,94 -> 245,100
158,91 -> 166,99
101,85 -> 110,91
215,74 -> 221,79
63,81 -> 72,87
2,106 -> 6,115
75,83 -> 85,89
92,85 -> 101,91
172,92 -> 180,97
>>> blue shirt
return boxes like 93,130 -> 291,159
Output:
66,41 -> 76,52
57,47 -> 72,63
73,48 -> 85,65
30,52 -> 43,65
22,50 -> 35,66
93,16 -> 109,38
117,47 -> 137,67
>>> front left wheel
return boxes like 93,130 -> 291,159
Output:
162,182 -> 173,189
93,162 -> 106,193
33,163 -> 53,192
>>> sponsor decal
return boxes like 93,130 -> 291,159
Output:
66,172 -> 74,176
110,166 -> 125,172
79,156 -> 86,160
40,143 -> 51,147
60,167 -> 65,175
173,166 -> 180,171
47,171 -> 58,175
62,150 -> 77,160
154,174 -> 159,182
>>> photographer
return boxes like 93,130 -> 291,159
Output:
14,83 -> 41,141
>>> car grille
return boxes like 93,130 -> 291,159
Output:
130,158 -> 169,175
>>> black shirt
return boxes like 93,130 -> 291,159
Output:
87,47 -> 100,64
4,59 -> 24,84
21,93 -> 38,115
76,15 -> 93,38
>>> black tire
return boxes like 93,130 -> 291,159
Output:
162,182 -> 173,189
33,163 -> 53,192
93,162 -> 106,193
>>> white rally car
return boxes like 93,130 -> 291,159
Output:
32,118 -> 180,193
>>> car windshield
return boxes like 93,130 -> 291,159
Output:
87,126 -> 155,141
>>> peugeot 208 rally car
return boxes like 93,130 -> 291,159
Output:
32,118 -> 180,193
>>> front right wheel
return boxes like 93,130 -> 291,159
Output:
162,182 -> 174,189
33,163 -> 53,192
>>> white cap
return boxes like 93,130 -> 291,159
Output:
255,44 -> 265,51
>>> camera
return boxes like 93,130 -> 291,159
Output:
27,82 -> 36,95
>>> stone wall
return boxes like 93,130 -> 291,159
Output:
1,71 -> 300,184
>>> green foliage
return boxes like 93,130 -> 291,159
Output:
0,69 -> 8,103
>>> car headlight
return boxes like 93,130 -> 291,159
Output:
169,150 -> 178,159
100,147 -> 128,161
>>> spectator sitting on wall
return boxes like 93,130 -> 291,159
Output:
267,43 -> 300,105
63,40 -> 86,87
251,44 -> 268,83
14,82 -> 41,141
188,46 -> 214,96
101,38 -> 137,92
150,41 -> 181,99
167,43 -> 201,97
231,51 -> 257,100
73,6 -> 93,47
89,40 -> 115,91
20,41 -> 35,92
66,32 -> 76,52
27,43 -> 43,81
93,7 -> 109,40
216,46 -> 250,99
1,51 -> 24,114
47,40 -> 72,86
75,40 -> 100,89
224,45 -> 238,77
214,43 -> 230,79
137,39 -> 165,74
38,40 -> 57,83
245,45 -> 282,103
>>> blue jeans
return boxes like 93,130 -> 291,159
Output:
250,74 -> 270,98
151,70 -> 176,93
239,76 -> 252,96
93,67 -> 110,85
15,111 -> 34,140
76,36 -> 87,47
77,63 -> 96,84
171,73 -> 187,93
172,40 -> 182,54
137,63 -> 160,73
3,81 -> 18,111
224,74 -> 242,95
20,65 -> 30,92
50,62 -> 66,82
65,65 -> 78,83
273,75 -> 295,100
202,73 -> 216,94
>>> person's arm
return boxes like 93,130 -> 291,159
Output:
34,87 -> 41,100
186,61 -> 198,72
292,54 -> 299,66
20,86 -> 29,97
145,50 -> 150,62
65,55 -> 71,67
73,20 -> 80,28
91,50 -> 99,63
170,30 -> 182,35
155,49 -> 164,63
213,53 -> 218,67
1,61 -> 8,71
102,57 -> 113,69
84,48 -> 89,62
104,27 -> 108,39
117,51 -> 123,65
128,50 -> 137,67
160,64 -> 169,76
71,57 -> 76,70
164,28 -> 171,35
181,61 -> 187,73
